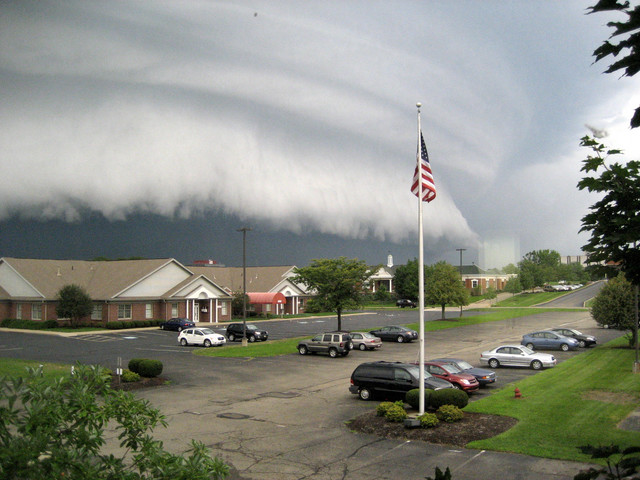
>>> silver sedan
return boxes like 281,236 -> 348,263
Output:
480,345 -> 556,370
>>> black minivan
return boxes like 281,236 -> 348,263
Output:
349,361 -> 453,400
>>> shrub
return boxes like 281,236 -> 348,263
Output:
43,319 -> 58,329
429,388 -> 469,410
304,299 -> 323,314
136,359 -> 163,378
121,369 -> 141,383
128,358 -> 144,373
384,401 -> 408,423
418,412 -> 440,428
405,388 -> 434,410
376,401 -> 395,417
436,404 -> 464,423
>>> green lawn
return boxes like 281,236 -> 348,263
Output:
466,336 -> 640,463
0,359 -> 72,382
495,291 -> 574,307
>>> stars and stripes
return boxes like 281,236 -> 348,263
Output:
411,131 -> 436,202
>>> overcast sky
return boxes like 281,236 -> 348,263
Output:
1,1 -> 639,269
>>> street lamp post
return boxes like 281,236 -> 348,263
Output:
456,248 -> 466,317
237,227 -> 251,347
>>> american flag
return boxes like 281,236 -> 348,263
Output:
411,131 -> 436,202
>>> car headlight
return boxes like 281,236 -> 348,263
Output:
461,379 -> 470,385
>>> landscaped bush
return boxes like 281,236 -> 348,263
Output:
436,405 -> 464,423
418,412 -> 440,428
128,358 -> 144,373
429,388 -> 469,410
376,401 -> 395,417
384,401 -> 408,423
1,319 -> 51,330
405,388 -> 434,410
121,369 -> 141,383
135,359 -> 163,378
303,299 -> 323,314
43,319 -> 59,328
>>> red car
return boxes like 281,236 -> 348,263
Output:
420,361 -> 480,393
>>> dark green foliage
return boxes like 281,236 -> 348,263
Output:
1,319 -> 54,330
128,359 -> 163,378
417,412 -> 439,428
425,261 -> 469,319
436,405 -> 464,423
578,136 -> 640,287
405,388 -> 433,410
0,363 -> 229,479
575,443 -> 640,479
426,466 -> 452,480
393,258 -> 420,300
55,284 -> 94,328
429,388 -> 469,410
43,319 -> 58,328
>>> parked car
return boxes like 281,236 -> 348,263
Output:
160,317 -> 195,332
430,357 -> 496,386
480,345 -> 556,370
369,325 -> 418,343
349,361 -> 453,400
396,299 -> 417,308
550,327 -> 597,348
297,332 -> 352,358
178,327 -> 226,347
521,330 -> 579,351
226,323 -> 269,342
349,331 -> 382,351
418,361 -> 480,393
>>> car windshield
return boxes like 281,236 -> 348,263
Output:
443,364 -> 462,373
520,346 -> 535,355
406,365 -> 433,379
454,360 -> 473,370
362,333 -> 377,339
199,328 -> 214,335
246,325 -> 258,330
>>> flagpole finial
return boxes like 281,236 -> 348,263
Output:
416,102 -> 421,109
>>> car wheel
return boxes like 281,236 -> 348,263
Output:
228,333 -> 235,342
579,340 -> 586,348
204,339 -> 212,348
328,348 -> 338,358
180,338 -> 188,346
358,343 -> 366,351
531,360 -> 543,370
248,335 -> 256,343
560,343 -> 569,351
526,343 -> 535,350
359,388 -> 372,401
396,336 -> 405,343
488,358 -> 500,369
298,345 -> 308,355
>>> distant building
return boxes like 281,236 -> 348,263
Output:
370,254 -> 397,293
457,264 -> 515,294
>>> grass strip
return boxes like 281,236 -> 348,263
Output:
194,337 -> 302,358
465,336 -> 640,463
0,359 -> 71,382
495,291 -> 574,307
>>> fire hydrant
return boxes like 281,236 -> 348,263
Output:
514,387 -> 522,399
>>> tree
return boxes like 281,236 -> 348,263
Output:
503,263 -> 519,275
231,291 -> 249,317
424,261 -> 469,320
0,364 -> 229,479
56,284 -> 94,328
591,275 -> 637,343
292,257 -> 375,331
588,1 -> 640,129
504,276 -> 523,296
393,259 -> 420,300
518,250 -> 562,289
578,136 -> 640,286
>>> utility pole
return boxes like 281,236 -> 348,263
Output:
456,248 -> 466,317
237,227 -> 251,347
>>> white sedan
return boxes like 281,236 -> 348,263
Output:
480,344 -> 556,370
178,328 -> 226,347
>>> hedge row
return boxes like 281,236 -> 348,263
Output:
0,318 -> 164,330
405,388 -> 469,410
128,358 -> 163,378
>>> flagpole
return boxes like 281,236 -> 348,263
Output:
416,102 -> 426,415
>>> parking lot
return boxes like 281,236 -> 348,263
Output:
0,305 -> 619,479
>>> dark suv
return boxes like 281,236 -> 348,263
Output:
226,323 -> 269,342
349,361 -> 453,400
297,332 -> 352,358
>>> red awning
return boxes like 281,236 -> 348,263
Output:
247,292 -> 287,304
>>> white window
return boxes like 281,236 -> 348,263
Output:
91,304 -> 102,320
32,304 -> 42,321
16,304 -> 22,320
171,303 -> 178,317
265,304 -> 272,313
471,279 -> 479,288
221,302 -> 227,315
118,304 -> 132,320
145,303 -> 153,319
